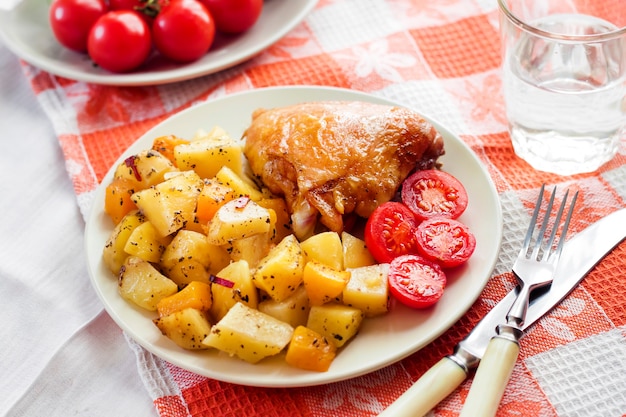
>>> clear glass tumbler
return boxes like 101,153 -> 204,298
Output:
498,0 -> 626,175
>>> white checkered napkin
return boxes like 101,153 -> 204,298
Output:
525,328 -> 626,417
603,164 -> 626,202
306,1 -> 401,53
381,80 -> 467,134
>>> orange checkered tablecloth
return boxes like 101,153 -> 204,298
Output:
19,0 -> 626,416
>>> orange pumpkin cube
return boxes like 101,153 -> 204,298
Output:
302,261 -> 350,306
156,281 -> 213,317
196,179 -> 237,225
104,177 -> 137,224
152,134 -> 190,166
285,325 -> 337,372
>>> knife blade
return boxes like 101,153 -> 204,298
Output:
379,207 -> 626,417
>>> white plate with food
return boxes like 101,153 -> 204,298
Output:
85,86 -> 503,387
0,0 -> 316,86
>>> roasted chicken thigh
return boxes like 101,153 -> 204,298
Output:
243,101 -> 444,239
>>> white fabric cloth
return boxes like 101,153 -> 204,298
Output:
0,39 -> 156,417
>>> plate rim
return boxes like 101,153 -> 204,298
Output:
0,0 -> 317,86
84,85 -> 503,387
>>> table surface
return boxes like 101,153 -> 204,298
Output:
1,1 -> 625,416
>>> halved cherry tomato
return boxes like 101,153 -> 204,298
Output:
49,0 -> 108,52
401,170 -> 468,221
388,254 -> 447,309
415,217 -> 476,268
152,0 -> 216,63
87,10 -> 152,73
364,201 -> 419,264
198,0 -> 263,34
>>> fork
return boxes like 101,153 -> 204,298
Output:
459,184 -> 578,417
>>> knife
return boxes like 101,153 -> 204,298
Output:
378,208 -> 626,417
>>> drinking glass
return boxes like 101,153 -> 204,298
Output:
498,0 -> 626,175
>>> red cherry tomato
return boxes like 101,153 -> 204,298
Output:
198,0 -> 262,34
388,254 -> 447,309
152,0 -> 216,63
415,217 -> 476,268
49,0 -> 107,52
108,0 -> 143,9
401,170 -> 469,221
364,201 -> 420,264
108,0 -> 158,24
87,10 -> 152,73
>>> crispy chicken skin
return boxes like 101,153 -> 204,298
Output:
243,101 -> 444,239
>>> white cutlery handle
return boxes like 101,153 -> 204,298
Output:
378,357 -> 467,417
459,335 -> 520,417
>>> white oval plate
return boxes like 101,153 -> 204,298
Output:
0,0 -> 316,86
85,86 -> 503,387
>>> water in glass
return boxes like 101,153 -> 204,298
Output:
504,14 -> 625,175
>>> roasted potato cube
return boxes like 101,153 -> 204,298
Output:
164,259 -> 209,287
343,264 -> 389,317
302,261 -> 351,306
341,231 -> 376,268
210,260 -> 258,322
285,325 -> 337,372
131,170 -> 203,237
153,307 -> 212,350
300,231 -> 344,270
118,256 -> 178,311
191,125 -> 230,141
215,165 -> 263,201
161,230 -> 230,287
203,302 -> 294,364
307,304 -> 364,348
161,229 -> 220,269
206,197 -> 271,245
103,210 -> 145,275
123,221 -> 172,263
174,135 -> 244,180
257,197 -> 292,243
252,234 -> 305,302
113,149 -> 177,190
227,231 -> 272,268
258,284 -> 310,328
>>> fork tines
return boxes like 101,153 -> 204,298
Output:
521,184 -> 578,263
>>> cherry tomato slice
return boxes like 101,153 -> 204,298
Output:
415,217 -> 476,268
364,201 -> 419,264
401,170 -> 468,221
388,254 -> 447,309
